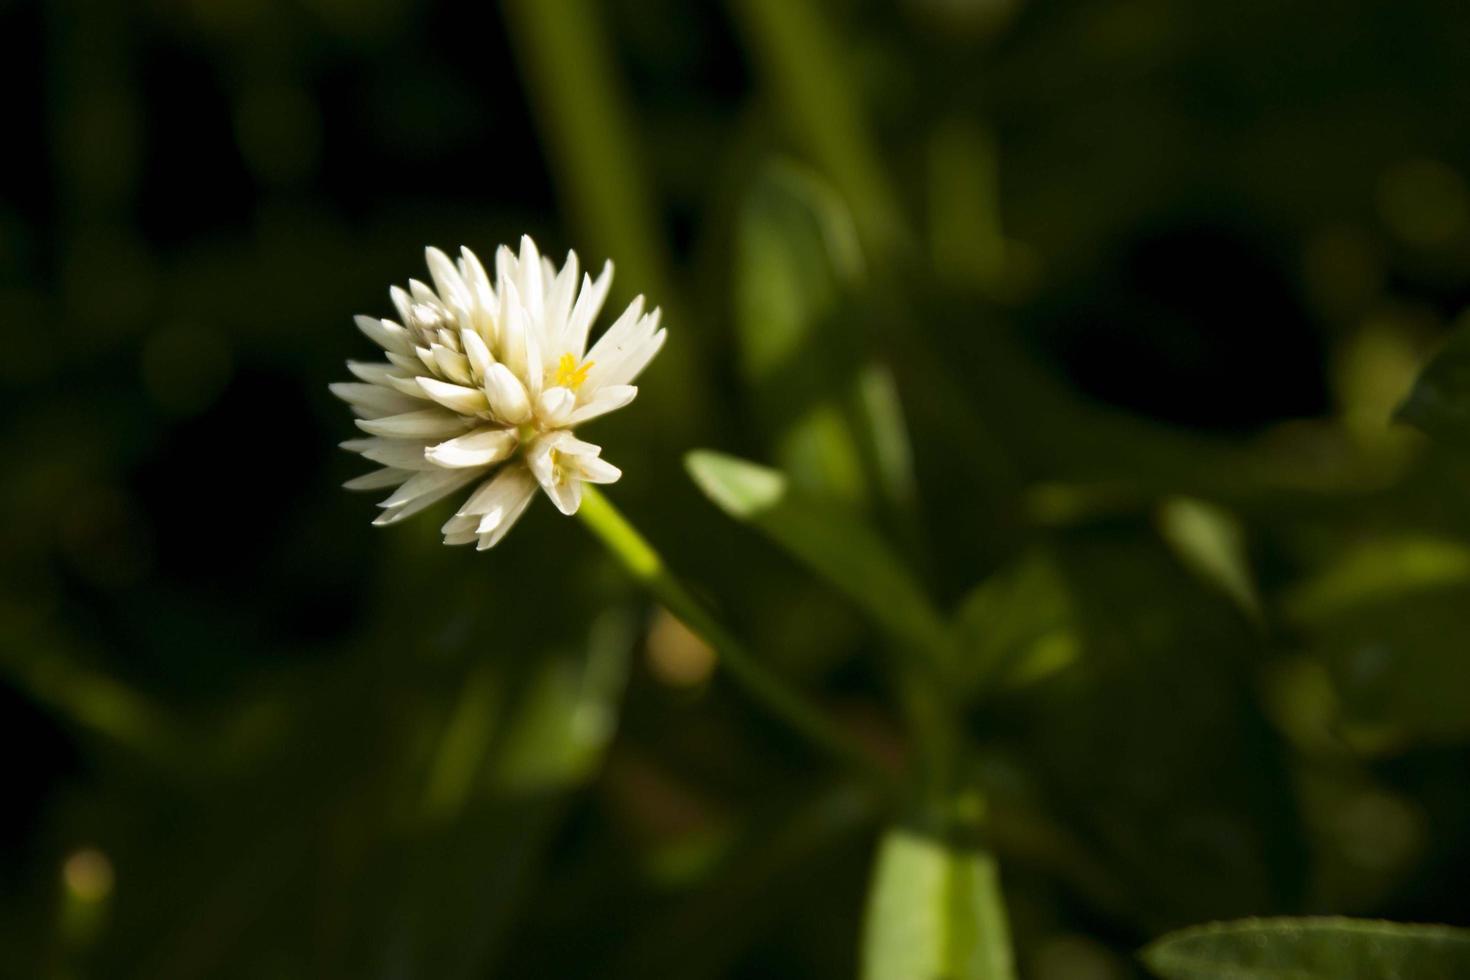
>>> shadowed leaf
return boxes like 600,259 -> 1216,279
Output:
1142,917 -> 1470,980
686,450 -> 948,661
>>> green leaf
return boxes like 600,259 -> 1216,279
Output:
862,829 -> 1016,980
1283,536 -> 1470,625
1397,320 -> 1470,449
686,450 -> 949,661
735,160 -> 861,384
1284,536 -> 1470,742
729,0 -> 907,253
1142,917 -> 1470,980
491,611 -> 634,793
1156,497 -> 1262,622
1030,533 -> 1306,926
735,160 -> 872,509
952,549 -> 1078,696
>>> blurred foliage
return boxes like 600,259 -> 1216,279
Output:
9,0 -> 1470,976
1142,917 -> 1470,979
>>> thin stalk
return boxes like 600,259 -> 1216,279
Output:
577,486 -> 895,789
500,0 -> 702,434
501,0 -> 669,304
728,0 -> 909,255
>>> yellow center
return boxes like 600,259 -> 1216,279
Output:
555,353 -> 593,391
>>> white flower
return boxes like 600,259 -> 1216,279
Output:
333,237 -> 665,549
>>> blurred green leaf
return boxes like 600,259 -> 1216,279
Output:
1304,591 -> 1470,744
734,160 -> 920,522
1156,497 -> 1262,622
491,611 -> 634,793
1141,917 -> 1470,980
861,828 -> 1016,980
1284,536 -> 1470,625
1285,536 -> 1470,743
686,450 -> 949,661
1029,532 -> 1305,928
952,549 -> 1078,697
421,666 -> 504,819
854,363 -> 919,518
735,160 -> 861,385
1397,319 -> 1470,449
729,0 -> 907,253
388,614 -> 635,979
927,119 -> 1007,292
0,612 -> 182,759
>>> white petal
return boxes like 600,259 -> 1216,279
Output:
476,488 -> 535,548
574,454 -> 621,484
355,314 -> 412,355
498,279 -> 529,381
542,251 -> 580,353
417,377 -> 489,416
425,427 -> 518,468
385,351 -> 423,374
408,278 -> 439,308
329,382 -> 423,418
459,247 -> 496,310
557,435 -> 604,456
426,246 -> 471,310
389,286 -> 414,325
567,384 -> 637,425
550,435 -> 618,485
341,437 -> 437,471
541,474 -> 583,516
517,235 -> 543,317
456,466 -> 538,548
524,305 -> 544,398
442,512 -> 478,535
373,468 -> 485,525
459,463 -> 537,516
536,386 -> 576,428
521,431 -> 585,515
524,430 -> 572,490
408,302 -> 451,335
585,307 -> 664,389
461,328 -> 494,381
482,362 -> 532,424
356,409 -> 471,439
384,373 -> 431,399
500,279 -> 543,397
346,360 -> 399,385
495,244 -> 516,299
585,295 -> 645,363
441,510 -> 481,545
606,324 -> 666,387
343,467 -> 410,491
430,344 -> 473,385
565,260 -> 613,358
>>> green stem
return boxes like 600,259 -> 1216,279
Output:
578,486 -> 894,789
501,0 -> 669,303
501,0 -> 702,437
729,0 -> 909,255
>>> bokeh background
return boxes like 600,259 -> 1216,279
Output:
8,0 -> 1470,976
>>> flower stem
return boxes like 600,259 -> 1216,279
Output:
578,486 -> 894,788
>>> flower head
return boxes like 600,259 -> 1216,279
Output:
333,237 -> 665,548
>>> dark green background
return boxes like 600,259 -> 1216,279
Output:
7,0 -> 1470,976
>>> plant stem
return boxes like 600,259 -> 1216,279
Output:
578,486 -> 895,789
728,0 -> 908,254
